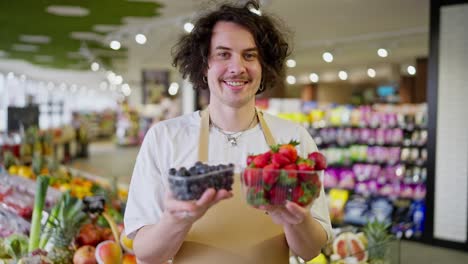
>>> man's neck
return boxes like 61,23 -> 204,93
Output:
208,101 -> 257,132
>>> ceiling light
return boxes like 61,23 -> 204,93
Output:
135,33 -> 147,45
91,62 -> 100,72
184,22 -> 194,33
20,75 -> 26,82
12,44 -> 39,52
248,6 -> 262,16
7,72 -> 14,80
46,5 -> 89,17
19,35 -> 51,44
115,75 -> 123,85
60,83 -> 67,91
407,65 -> 416,75
286,59 -> 296,68
309,73 -> 319,83
286,75 -> 296,85
322,52 -> 333,63
110,40 -> 121,50
122,84 -> 132,96
338,71 -> 348,80
168,82 -> 179,96
35,55 -> 54,62
367,68 -> 376,78
93,24 -> 120,33
100,82 -> 108,90
377,48 -> 388,58
70,84 -> 78,92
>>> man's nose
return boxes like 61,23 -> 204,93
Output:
228,55 -> 246,75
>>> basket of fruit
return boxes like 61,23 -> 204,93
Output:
168,162 -> 235,201
240,141 -> 327,208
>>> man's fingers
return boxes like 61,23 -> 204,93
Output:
196,188 -> 216,206
165,199 -> 197,213
213,189 -> 233,202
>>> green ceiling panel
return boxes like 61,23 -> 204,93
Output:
0,0 -> 162,70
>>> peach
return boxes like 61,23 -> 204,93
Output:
122,254 -> 137,264
73,245 -> 97,264
95,240 -> 122,264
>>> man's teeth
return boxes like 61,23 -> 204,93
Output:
225,81 -> 245,86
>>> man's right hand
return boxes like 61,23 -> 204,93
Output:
163,188 -> 233,223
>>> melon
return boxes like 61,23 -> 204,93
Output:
332,232 -> 368,262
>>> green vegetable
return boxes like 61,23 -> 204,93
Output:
4,234 -> 28,261
28,175 -> 50,252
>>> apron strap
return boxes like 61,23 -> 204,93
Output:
256,108 -> 276,146
198,108 -> 210,163
198,107 -> 276,162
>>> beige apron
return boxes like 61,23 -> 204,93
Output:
173,108 -> 289,264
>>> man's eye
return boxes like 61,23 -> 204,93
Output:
217,52 -> 229,58
244,53 -> 257,60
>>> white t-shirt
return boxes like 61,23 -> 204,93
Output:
124,111 -> 332,241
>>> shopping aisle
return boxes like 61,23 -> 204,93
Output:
73,141 -> 468,264
70,141 -> 139,184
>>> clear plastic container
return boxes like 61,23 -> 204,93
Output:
168,164 -> 235,201
240,168 -> 323,207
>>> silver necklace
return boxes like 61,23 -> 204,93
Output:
210,112 -> 257,147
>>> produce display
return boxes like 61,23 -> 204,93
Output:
0,149 -> 134,263
168,162 -> 235,200
241,141 -> 327,207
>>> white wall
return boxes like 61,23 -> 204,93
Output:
434,3 -> 468,243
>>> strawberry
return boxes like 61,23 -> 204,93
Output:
296,158 -> 314,182
262,163 -> 280,189
278,140 -> 300,163
271,153 -> 291,167
278,169 -> 298,186
308,151 -> 327,170
268,186 -> 287,205
243,167 -> 261,186
253,151 -> 271,168
246,187 -> 268,207
246,154 -> 256,166
291,185 -> 313,206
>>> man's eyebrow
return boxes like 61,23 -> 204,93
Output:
214,46 -> 258,52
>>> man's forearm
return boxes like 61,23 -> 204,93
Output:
283,216 -> 328,261
133,212 -> 192,264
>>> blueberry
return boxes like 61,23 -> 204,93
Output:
169,168 -> 177,176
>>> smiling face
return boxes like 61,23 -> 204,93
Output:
206,21 -> 262,109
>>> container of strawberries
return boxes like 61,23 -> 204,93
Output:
240,141 -> 327,208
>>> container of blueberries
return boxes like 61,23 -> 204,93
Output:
168,162 -> 235,201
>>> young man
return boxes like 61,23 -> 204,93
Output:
124,2 -> 332,263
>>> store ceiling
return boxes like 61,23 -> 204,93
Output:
0,0 -> 162,70
0,0 -> 429,86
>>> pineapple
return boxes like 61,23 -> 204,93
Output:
363,220 -> 394,264
41,192 -> 88,264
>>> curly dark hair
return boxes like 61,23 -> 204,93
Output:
171,0 -> 291,94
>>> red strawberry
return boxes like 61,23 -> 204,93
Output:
253,151 -> 271,168
268,186 -> 287,205
247,187 -> 268,207
278,140 -> 299,163
246,154 -> 256,166
262,163 -> 280,188
243,167 -> 261,186
271,153 -> 291,167
296,158 -> 314,182
308,152 -> 327,170
291,185 -> 313,206
278,168 -> 298,186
